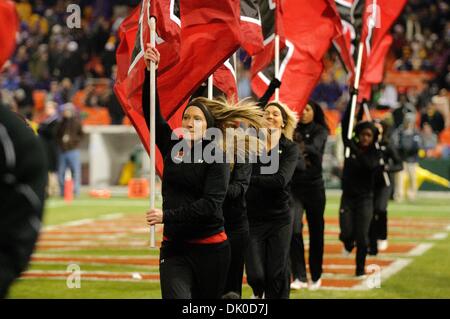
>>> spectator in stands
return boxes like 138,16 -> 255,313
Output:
416,80 -> 433,111
393,94 -> 416,128
392,113 -> 422,201
56,103 -> 84,198
60,78 -> 74,105
311,72 -> 343,109
432,89 -> 449,127
421,123 -> 438,153
102,65 -> 125,125
420,101 -> 445,134
38,101 -> 60,197
46,80 -> 63,106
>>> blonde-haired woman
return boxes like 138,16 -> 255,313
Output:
143,46 -> 265,299
245,100 -> 299,299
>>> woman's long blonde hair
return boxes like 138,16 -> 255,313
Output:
188,96 -> 267,161
264,101 -> 298,141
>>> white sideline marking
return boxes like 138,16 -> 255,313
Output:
431,233 -> 448,240
46,200 -> 149,208
407,243 -> 434,256
44,213 -> 124,231
352,259 -> 412,291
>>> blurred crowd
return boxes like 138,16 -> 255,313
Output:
0,0 -> 136,123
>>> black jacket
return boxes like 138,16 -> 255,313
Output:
341,104 -> 382,197
374,141 -> 403,188
223,163 -> 252,231
142,71 -> 230,241
0,104 -> 47,298
38,116 -> 59,172
246,135 -> 299,223
291,122 -> 328,189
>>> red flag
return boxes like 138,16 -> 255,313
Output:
158,0 -> 241,120
213,58 -> 238,102
333,0 -> 406,101
250,0 -> 285,75
358,0 -> 406,100
0,0 -> 18,69
328,0 -> 355,80
252,0 -> 340,114
114,0 -> 181,176
361,0 -> 407,61
358,34 -> 393,101
240,0 -> 264,56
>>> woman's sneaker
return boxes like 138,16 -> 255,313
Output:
290,279 -> 308,290
377,240 -> 388,251
309,279 -> 322,291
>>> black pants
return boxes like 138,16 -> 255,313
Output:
289,186 -> 325,282
246,219 -> 292,299
339,194 -> 373,275
369,184 -> 391,255
159,240 -> 230,299
224,223 -> 249,297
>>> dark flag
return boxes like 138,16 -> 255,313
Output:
250,0 -> 285,75
252,0 -> 341,114
240,0 -> 264,55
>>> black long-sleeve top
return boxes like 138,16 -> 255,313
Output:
142,71 -> 230,241
341,104 -> 382,197
246,135 -> 299,223
223,163 -> 252,231
291,122 -> 328,189
374,141 -> 403,188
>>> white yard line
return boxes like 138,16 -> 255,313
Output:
407,243 -> 434,257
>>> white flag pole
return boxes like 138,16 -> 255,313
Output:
149,16 -> 156,248
345,41 -> 364,158
274,34 -> 280,102
233,52 -> 237,83
208,75 -> 213,100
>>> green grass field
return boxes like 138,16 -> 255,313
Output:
7,192 -> 450,299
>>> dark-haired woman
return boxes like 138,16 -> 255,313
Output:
143,46 -> 266,299
289,101 -> 329,290
245,100 -> 299,299
369,121 -> 403,255
339,102 -> 382,276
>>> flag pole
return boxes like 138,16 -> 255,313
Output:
362,102 -> 391,187
233,52 -> 237,83
208,75 -> 213,99
149,16 -> 156,248
345,41 -> 364,158
274,34 -> 280,102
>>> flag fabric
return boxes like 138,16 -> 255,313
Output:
240,0 -> 264,56
250,0 -> 285,76
358,34 -> 393,101
0,0 -> 19,69
213,57 -> 238,102
328,0 -> 355,79
114,0 -> 241,176
114,0 -> 181,176
333,0 -> 406,100
252,0 -> 341,114
158,0 -> 241,120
